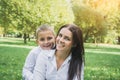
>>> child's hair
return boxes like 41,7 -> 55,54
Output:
36,24 -> 55,39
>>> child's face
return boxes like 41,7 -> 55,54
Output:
37,30 -> 55,50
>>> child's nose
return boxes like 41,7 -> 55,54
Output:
44,40 -> 48,43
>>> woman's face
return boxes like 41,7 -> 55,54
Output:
56,27 -> 73,52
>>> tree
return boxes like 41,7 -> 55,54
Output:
0,0 -> 13,36
86,0 -> 120,44
72,0 -> 120,44
0,0 -> 74,44
72,3 -> 107,43
33,0 -> 74,32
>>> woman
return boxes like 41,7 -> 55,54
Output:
33,24 -> 85,80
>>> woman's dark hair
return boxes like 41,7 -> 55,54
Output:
57,24 -> 85,80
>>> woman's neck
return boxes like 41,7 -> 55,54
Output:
55,50 -> 70,70
55,50 -> 70,60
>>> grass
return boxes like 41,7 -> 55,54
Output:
85,44 -> 120,80
0,37 -> 120,80
0,46 -> 30,80
0,37 -> 35,80
0,37 -> 37,46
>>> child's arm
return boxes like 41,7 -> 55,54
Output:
22,51 -> 36,80
33,52 -> 47,80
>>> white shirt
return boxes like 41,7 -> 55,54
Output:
22,46 -> 42,80
33,50 -> 84,80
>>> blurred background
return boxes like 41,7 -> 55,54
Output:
0,0 -> 120,80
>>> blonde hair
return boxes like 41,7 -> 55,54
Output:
36,24 -> 55,39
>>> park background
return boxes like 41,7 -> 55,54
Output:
0,0 -> 120,80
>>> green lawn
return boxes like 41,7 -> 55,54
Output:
85,44 -> 120,80
0,37 -> 35,80
0,37 -> 120,80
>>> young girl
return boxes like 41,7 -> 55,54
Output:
34,24 -> 84,80
22,24 -> 55,80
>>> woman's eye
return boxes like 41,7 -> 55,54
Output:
64,37 -> 70,41
58,34 -> 62,37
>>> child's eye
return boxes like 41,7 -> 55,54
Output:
47,37 -> 53,40
40,38 -> 45,41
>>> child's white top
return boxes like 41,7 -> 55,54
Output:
22,46 -> 42,80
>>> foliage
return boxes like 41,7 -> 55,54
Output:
0,0 -> 12,35
1,0 -> 120,44
34,0 -> 74,32
82,0 -> 120,43
0,0 -> 74,33
0,0 -> 74,43
72,3 -> 107,43
0,27 -> 4,34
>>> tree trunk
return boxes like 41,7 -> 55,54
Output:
28,34 -> 30,41
23,33 -> 27,44
3,34 -> 5,37
118,36 -> 120,44
84,30 -> 89,42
